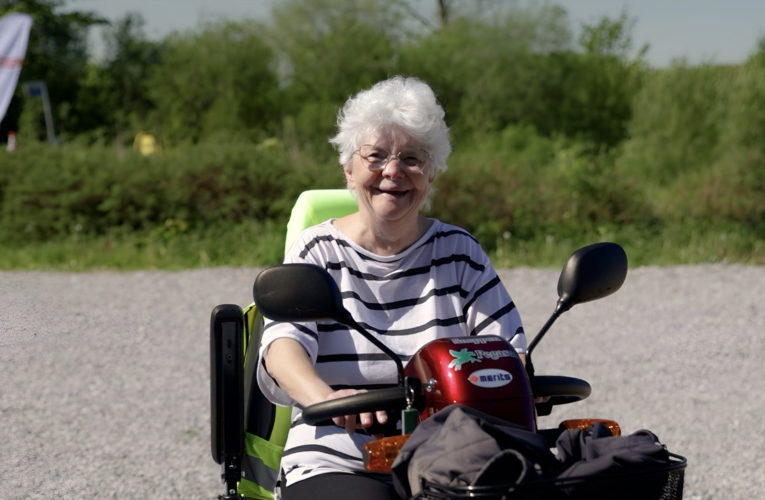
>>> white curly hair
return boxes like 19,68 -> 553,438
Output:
329,76 -> 452,175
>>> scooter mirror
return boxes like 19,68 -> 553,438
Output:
253,263 -> 407,384
556,242 -> 628,314
253,264 -> 348,323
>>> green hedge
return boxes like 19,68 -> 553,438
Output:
2,58 -> 765,266
2,118 -> 762,257
0,141 -> 343,243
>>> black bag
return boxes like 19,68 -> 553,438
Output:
391,405 -> 679,500
390,405 -> 561,498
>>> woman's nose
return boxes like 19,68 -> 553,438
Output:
382,157 -> 405,178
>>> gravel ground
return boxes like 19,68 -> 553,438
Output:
1,264 -> 763,500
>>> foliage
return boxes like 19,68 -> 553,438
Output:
431,125 -> 652,250
3,0 -> 648,150
547,11 -> 647,147
619,55 -> 765,227
74,12 -> 163,143
397,4 -> 574,138
269,0 -> 404,105
146,19 -> 280,147
0,141 -> 343,243
1,0 -> 764,269
397,5 -> 645,147
266,0 -> 407,149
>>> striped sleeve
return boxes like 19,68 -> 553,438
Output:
255,231 -> 326,408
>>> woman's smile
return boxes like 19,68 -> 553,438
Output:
374,186 -> 409,197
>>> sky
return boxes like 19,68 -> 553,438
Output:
62,0 -> 765,68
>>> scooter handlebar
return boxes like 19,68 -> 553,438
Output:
301,387 -> 409,425
532,375 -> 592,403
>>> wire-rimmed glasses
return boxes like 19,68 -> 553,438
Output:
353,144 -> 430,173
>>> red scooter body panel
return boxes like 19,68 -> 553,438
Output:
404,336 -> 537,432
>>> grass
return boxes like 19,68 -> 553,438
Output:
0,221 -> 286,271
490,222 -> 765,268
1,221 -> 762,271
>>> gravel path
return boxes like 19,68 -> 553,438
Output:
1,265 -> 763,499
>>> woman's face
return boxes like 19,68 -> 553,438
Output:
345,128 -> 435,226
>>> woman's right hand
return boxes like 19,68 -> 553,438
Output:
266,340 -> 388,435
322,389 -> 389,435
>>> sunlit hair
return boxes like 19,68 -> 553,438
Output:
329,76 -> 452,176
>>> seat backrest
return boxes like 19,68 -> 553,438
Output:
284,189 -> 357,253
238,189 -> 357,500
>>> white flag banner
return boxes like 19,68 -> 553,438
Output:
0,13 -> 33,125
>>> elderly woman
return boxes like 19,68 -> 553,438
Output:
256,76 -> 526,500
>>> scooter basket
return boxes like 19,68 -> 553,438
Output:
414,452 -> 686,500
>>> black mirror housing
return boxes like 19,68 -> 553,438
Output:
556,242 -> 628,313
253,264 -> 348,323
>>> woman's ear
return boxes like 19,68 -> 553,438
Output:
344,164 -> 356,190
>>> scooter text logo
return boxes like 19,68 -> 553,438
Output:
474,349 -> 515,361
451,337 -> 492,345
448,348 -> 516,371
448,349 -> 481,371
468,369 -> 513,388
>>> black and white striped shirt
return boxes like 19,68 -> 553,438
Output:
256,219 -> 525,487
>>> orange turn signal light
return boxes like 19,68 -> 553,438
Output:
560,418 -> 621,436
363,434 -> 411,472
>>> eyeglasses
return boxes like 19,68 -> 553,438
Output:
353,144 -> 430,173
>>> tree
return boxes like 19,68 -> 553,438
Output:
546,11 -> 647,146
397,3 -> 573,137
74,12 -> 162,142
147,19 -> 281,146
269,0 -> 404,106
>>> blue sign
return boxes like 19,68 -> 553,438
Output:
23,81 -> 46,97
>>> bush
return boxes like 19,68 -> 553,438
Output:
0,141 -> 345,243
618,58 -> 765,227
429,125 -> 652,251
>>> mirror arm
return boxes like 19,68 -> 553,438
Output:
525,309 -> 561,390
526,308 -> 561,358
526,300 -> 570,387
340,313 -> 405,387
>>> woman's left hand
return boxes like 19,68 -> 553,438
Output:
323,389 -> 389,435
